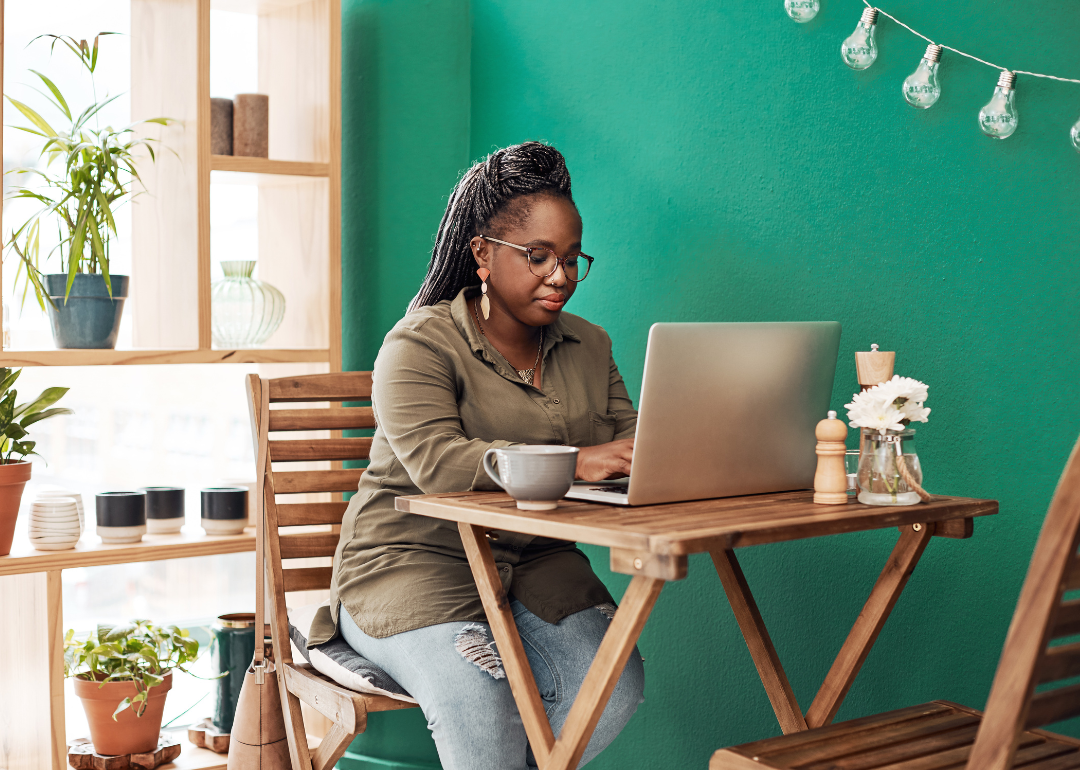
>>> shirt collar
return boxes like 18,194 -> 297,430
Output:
450,286 -> 581,358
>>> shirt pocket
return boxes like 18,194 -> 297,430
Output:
589,411 -> 618,446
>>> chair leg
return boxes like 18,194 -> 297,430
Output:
279,663 -> 315,770
311,722 -> 357,770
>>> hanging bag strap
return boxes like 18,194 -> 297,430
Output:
253,381 -> 271,681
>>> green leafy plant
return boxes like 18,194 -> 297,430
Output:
3,33 -> 173,309
64,621 -> 201,719
0,367 -> 71,463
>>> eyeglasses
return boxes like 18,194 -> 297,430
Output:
480,235 -> 594,282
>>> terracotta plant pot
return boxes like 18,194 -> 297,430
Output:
73,672 -> 173,755
0,460 -> 32,556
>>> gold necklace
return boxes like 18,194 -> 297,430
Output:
473,298 -> 543,383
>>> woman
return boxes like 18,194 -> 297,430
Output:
317,142 -> 642,769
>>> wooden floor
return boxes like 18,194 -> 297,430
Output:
711,701 -> 1080,769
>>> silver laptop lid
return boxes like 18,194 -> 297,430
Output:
627,322 -> 841,506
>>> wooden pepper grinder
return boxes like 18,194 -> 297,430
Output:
814,411 -> 849,504
855,343 -> 895,392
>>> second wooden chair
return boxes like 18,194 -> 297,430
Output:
709,435 -> 1080,770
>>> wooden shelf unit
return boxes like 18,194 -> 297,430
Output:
0,0 -> 342,371
0,0 -> 342,767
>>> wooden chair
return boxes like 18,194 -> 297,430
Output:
247,372 -> 417,770
710,435 -> 1080,770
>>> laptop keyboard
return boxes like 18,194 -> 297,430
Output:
590,485 -> 629,495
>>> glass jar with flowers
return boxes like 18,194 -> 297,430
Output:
845,375 -> 933,506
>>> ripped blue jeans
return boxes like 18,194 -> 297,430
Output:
338,600 -> 645,770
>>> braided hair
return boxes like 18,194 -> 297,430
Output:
408,141 -> 574,312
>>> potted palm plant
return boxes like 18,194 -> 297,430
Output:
0,367 -> 72,556
3,33 -> 171,349
65,620 -> 202,756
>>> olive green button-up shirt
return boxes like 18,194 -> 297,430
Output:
309,287 -> 638,645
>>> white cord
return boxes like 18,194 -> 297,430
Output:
861,0 -> 1080,85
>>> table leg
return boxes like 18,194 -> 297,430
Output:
545,575 -> 663,770
458,523 -> 556,765
458,523 -> 664,770
805,523 -> 933,728
711,549 -> 808,734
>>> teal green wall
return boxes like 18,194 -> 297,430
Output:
342,1 -> 1080,767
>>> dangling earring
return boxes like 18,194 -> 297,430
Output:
477,267 -> 491,320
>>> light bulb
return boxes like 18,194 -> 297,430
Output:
902,44 -> 943,109
784,0 -> 819,23
841,8 -> 879,70
978,70 -> 1019,139
1070,114 -> 1080,153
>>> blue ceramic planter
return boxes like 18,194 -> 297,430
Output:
44,274 -> 129,349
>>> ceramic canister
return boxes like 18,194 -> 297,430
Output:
201,487 -> 248,535
141,487 -> 186,534
35,488 -> 85,534
28,497 -> 80,551
96,491 -> 147,544
211,613 -> 257,733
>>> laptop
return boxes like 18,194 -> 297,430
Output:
564,321 -> 841,506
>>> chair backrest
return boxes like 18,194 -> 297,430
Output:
246,372 -> 375,665
967,434 -> 1080,769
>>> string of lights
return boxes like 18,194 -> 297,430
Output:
782,0 -> 1080,150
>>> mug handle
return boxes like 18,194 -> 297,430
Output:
482,448 -> 505,490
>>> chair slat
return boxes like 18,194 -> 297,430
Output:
283,567 -> 334,593
278,502 -> 350,527
1051,600 -> 1080,639
802,723 -> 981,770
731,703 -> 951,759
280,532 -> 339,559
269,407 -> 376,432
1022,749 -> 1080,770
1027,683 -> 1080,730
269,372 -> 373,402
274,469 -> 365,494
271,438 -> 373,462
1064,558 -> 1080,592
764,712 -> 976,766
1037,642 -> 1080,684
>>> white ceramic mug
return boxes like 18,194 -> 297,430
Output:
483,445 -> 579,510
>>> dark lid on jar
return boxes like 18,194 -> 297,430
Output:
201,487 -> 248,520
96,491 -> 147,527
140,487 -> 185,519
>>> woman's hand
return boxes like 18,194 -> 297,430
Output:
575,438 -> 634,482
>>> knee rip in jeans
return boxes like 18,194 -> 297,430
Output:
454,624 -> 506,680
595,602 -> 616,620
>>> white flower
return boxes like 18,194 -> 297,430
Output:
900,401 -> 931,423
845,374 -> 930,434
876,375 -> 929,405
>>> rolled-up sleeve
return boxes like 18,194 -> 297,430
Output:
372,325 -> 518,493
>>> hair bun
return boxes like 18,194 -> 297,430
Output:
487,142 -> 570,196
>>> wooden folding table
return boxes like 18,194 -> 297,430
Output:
395,490 -> 997,770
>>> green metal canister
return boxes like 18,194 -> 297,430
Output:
211,613 -> 257,734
